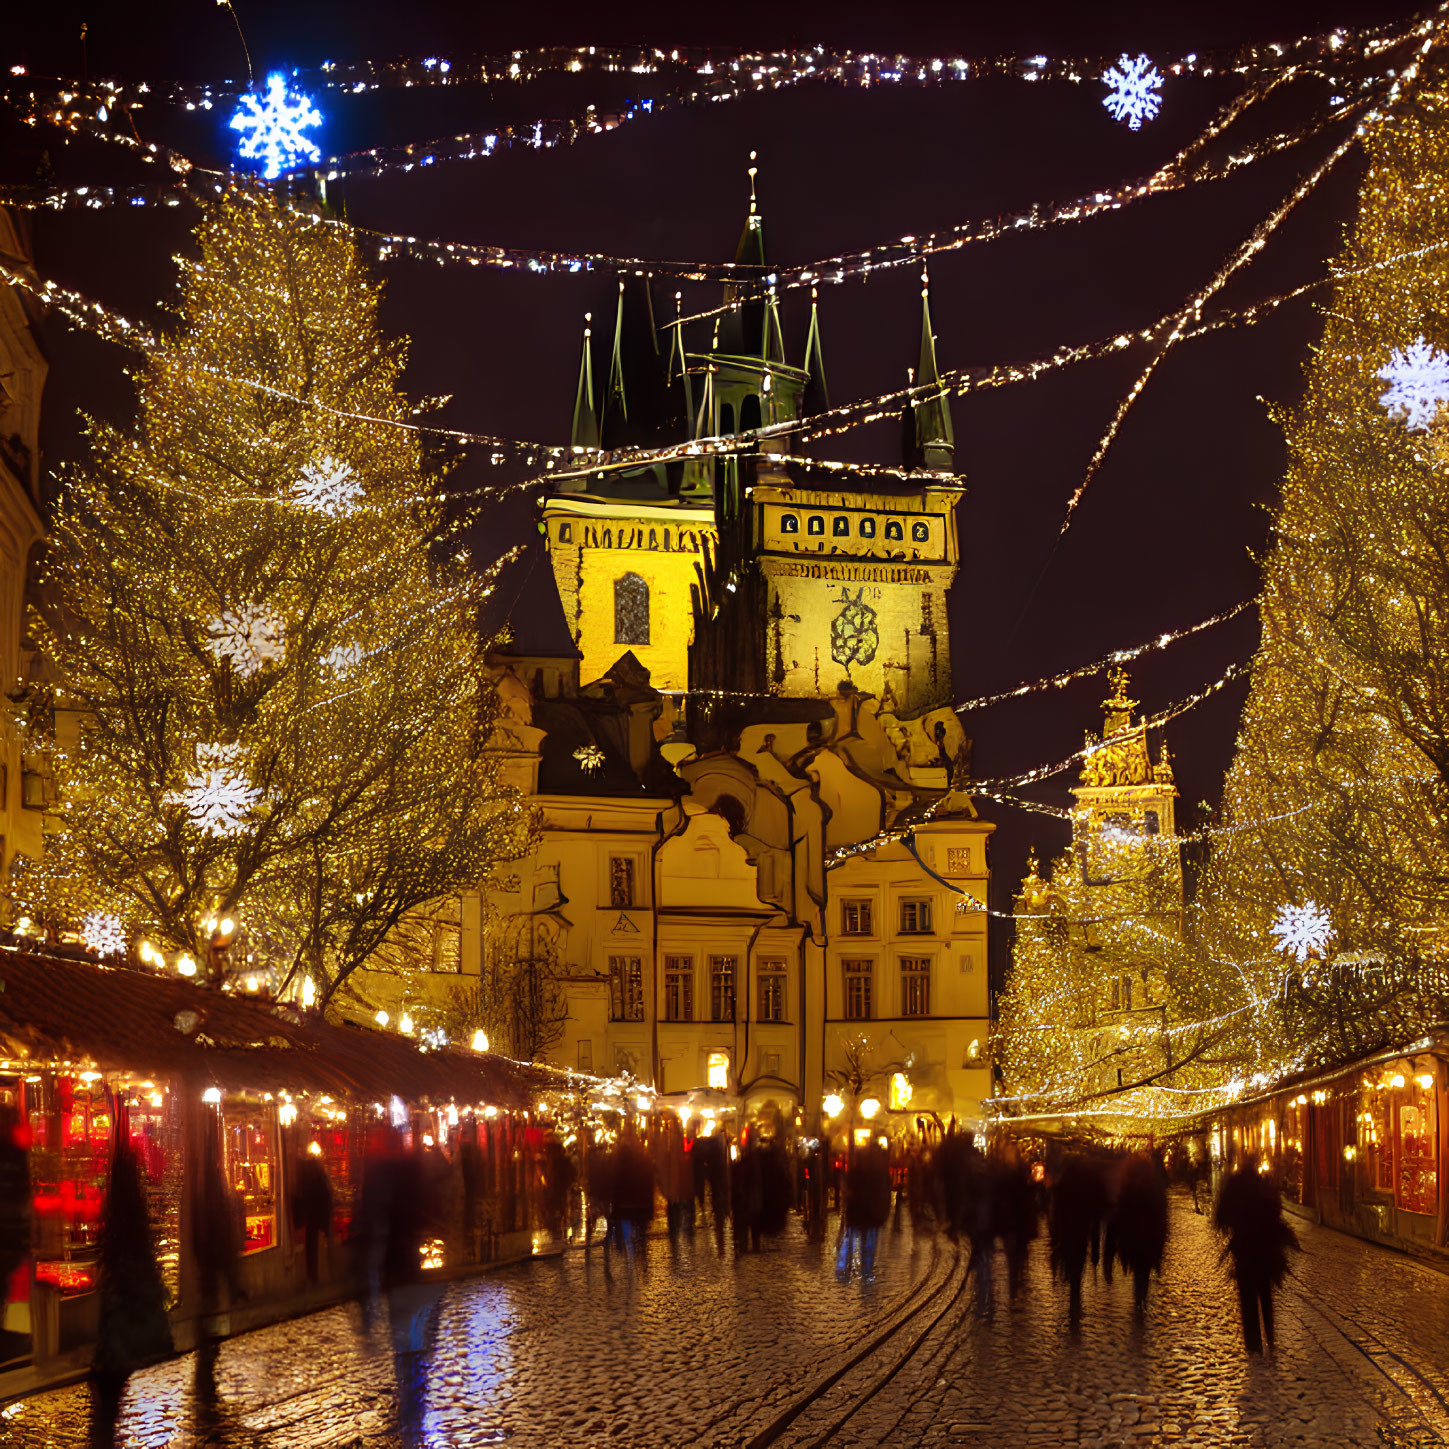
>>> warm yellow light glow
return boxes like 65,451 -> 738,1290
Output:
202,1087 -> 221,1104
635,1093 -> 651,1112
1418,1073 -> 1434,1089
471,1028 -> 489,1052
889,1073 -> 912,1110
1392,1074 -> 1405,1089
219,917 -> 235,936
822,1093 -> 844,1119
278,1103 -> 298,1126
138,940 -> 155,963
859,1097 -> 881,1121
399,1013 -> 414,1034
307,1140 -> 322,1156
301,977 -> 317,1008
177,954 -> 197,976
707,1051 -> 730,1090
853,1128 -> 871,1146
375,1009 -> 390,1027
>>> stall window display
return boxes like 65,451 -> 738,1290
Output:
222,1096 -> 278,1253
1359,1085 -> 1394,1194
1395,1073 -> 1438,1216
27,1075 -> 110,1295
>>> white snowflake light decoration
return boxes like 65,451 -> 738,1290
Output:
170,767 -> 262,837
1377,338 -> 1449,432
230,73 -> 323,181
573,743 -> 605,775
207,604 -> 286,678
1271,901 -> 1334,963
323,642 -> 366,674
292,456 -> 362,517
1102,53 -> 1163,130
82,911 -> 127,958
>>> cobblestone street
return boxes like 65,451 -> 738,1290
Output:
4,1198 -> 1448,1448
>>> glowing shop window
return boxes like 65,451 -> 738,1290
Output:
707,1052 -> 730,1091
889,1072 -> 913,1111
221,1097 -> 278,1254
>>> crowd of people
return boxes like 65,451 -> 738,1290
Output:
31,1105 -> 1302,1444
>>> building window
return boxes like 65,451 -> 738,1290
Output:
832,516 -> 850,537
843,959 -> 873,1020
841,899 -> 873,936
885,520 -> 904,541
946,846 -> 971,874
859,517 -> 876,538
707,1051 -> 731,1090
709,955 -> 736,1022
609,956 -> 644,1022
901,957 -> 931,1016
609,855 -> 637,908
763,1050 -> 781,1077
807,515 -> 825,536
1143,810 -> 1161,835
614,572 -> 650,645
578,1039 -> 593,1071
757,960 -> 786,1022
558,522 -> 572,543
781,513 -> 799,534
664,956 -> 694,1021
912,520 -> 929,543
900,898 -> 933,935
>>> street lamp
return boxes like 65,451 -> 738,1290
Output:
859,1097 -> 881,1121
822,1093 -> 844,1119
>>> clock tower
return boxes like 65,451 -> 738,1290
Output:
691,270 -> 961,718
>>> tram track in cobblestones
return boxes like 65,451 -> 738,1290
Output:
737,1239 -> 966,1449
1287,1274 -> 1449,1442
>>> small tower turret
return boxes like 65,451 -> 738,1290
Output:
903,267 -> 955,472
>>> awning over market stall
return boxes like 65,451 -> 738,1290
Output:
0,943 -> 590,1107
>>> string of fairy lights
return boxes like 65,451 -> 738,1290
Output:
8,9 -> 1449,1133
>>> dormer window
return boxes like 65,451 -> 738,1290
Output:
859,518 -> 876,538
832,516 -> 850,537
807,516 -> 825,536
912,521 -> 929,543
781,513 -> 799,534
885,520 -> 904,541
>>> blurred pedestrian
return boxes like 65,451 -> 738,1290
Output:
610,1132 -> 655,1274
1050,1154 -> 1107,1328
1215,1154 -> 1299,1354
993,1146 -> 1037,1300
1111,1151 -> 1169,1317
0,1105 -> 30,1319
192,1125 -> 243,1400
91,1141 -> 172,1446
290,1149 -> 334,1286
840,1138 -> 891,1274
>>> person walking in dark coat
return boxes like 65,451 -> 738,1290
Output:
0,1106 -> 30,1318
91,1142 -> 173,1446
1215,1155 -> 1299,1354
290,1150 -> 334,1285
993,1147 -> 1037,1300
1050,1155 -> 1107,1328
1112,1151 -> 1169,1317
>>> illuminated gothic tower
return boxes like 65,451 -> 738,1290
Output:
691,267 -> 960,718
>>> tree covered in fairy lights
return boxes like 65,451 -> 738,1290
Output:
1194,88 -> 1449,1075
15,184 -> 532,1004
998,90 -> 1449,1131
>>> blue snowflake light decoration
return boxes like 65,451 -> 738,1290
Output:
1377,338 -> 1449,432
1102,53 -> 1163,131
230,73 -> 322,180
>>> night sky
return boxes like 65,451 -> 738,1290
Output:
1,0 -> 1434,962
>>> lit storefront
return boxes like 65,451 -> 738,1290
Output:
1217,1034 -> 1446,1257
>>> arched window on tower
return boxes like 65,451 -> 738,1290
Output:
741,394 -> 762,433
614,572 -> 650,645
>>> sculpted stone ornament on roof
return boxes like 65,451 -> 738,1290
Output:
1080,667 -> 1153,788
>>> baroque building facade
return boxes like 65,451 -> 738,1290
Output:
1000,669 -> 1183,1116
363,175 -> 994,1131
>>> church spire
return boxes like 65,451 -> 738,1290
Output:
570,311 -> 599,451
802,283 -> 828,412
904,266 -> 954,471
603,278 -> 628,431
721,152 -> 766,357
